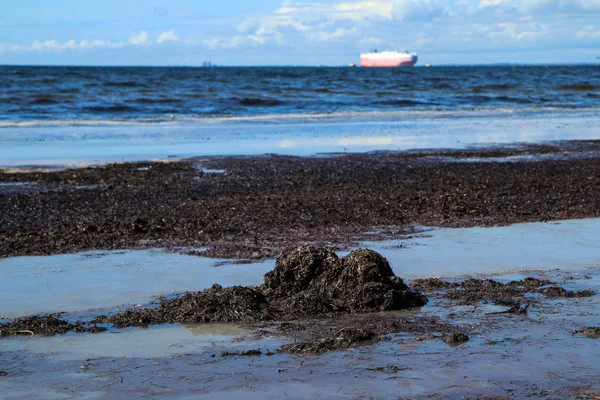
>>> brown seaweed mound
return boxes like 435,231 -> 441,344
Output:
265,246 -> 428,318
102,285 -> 271,328
101,246 -> 428,328
579,327 -> 600,339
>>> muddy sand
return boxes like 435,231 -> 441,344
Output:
2,141 -> 600,398
1,245 -> 599,398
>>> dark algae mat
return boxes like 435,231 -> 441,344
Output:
2,141 -> 600,258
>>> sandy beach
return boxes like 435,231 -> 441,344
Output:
1,141 -> 600,399
2,4 -> 600,394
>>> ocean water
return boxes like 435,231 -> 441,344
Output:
1,65 -> 599,123
0,65 -> 599,166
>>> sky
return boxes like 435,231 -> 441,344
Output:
0,0 -> 599,66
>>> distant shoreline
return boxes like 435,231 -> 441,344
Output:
0,63 -> 598,68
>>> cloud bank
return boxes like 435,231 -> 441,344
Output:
1,0 -> 599,64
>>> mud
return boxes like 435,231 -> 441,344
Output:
442,332 -> 470,345
0,315 -> 106,337
186,244 -> 280,260
278,315 -> 461,355
411,277 -> 594,306
3,142 -> 600,258
94,246 -> 427,330
220,349 -> 263,357
1,264 -> 598,397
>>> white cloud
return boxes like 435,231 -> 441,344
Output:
0,31 -> 157,54
490,22 -> 549,41
2,39 -> 127,53
478,0 -> 600,14
333,1 -> 394,20
129,31 -> 149,45
392,0 -> 445,21
479,0 -> 511,7
577,24 -> 600,39
357,36 -> 382,48
311,27 -> 358,41
236,0 -> 446,48
2,0 -> 600,64
157,30 -> 179,44
203,34 -> 268,49
276,0 -> 297,14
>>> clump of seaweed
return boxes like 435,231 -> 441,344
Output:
411,276 -> 594,306
0,315 -> 106,337
98,245 -> 428,328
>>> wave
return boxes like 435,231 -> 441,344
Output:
559,83 -> 599,91
374,99 -> 434,107
102,81 -> 149,88
29,97 -> 60,106
2,107 -> 600,128
472,84 -> 514,93
85,104 -> 140,113
133,97 -> 184,104
237,97 -> 284,107
458,95 -> 533,104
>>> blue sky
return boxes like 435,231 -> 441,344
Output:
1,0 -> 599,66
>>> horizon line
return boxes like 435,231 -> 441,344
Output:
0,62 -> 598,68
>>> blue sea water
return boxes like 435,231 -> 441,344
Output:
0,65 -> 599,166
1,65 -> 599,123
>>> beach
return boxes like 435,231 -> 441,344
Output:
1,66 -> 600,399
2,144 -> 600,398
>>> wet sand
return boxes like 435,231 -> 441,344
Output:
1,266 -> 598,399
2,142 -> 600,398
2,109 -> 599,167
1,220 -> 600,398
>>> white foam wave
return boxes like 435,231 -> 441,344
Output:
0,107 -> 599,128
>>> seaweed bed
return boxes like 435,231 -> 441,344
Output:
411,277 -> 595,307
0,315 -> 106,337
93,246 -> 428,327
3,143 -> 600,258
0,246 -> 595,355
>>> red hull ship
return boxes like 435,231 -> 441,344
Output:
360,50 -> 418,67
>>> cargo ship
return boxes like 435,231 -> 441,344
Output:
360,50 -> 418,67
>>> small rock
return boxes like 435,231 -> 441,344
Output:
443,332 -> 469,345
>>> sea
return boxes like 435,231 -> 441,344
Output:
1,65 -> 599,166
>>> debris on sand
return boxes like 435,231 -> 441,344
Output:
369,364 -> 411,374
277,315 -> 463,355
279,328 -> 376,355
443,332 -> 470,345
411,277 -> 594,306
0,315 -> 106,337
6,147 -> 600,258
220,349 -> 262,357
98,246 -> 428,329
537,286 -> 595,298
578,327 -> 600,339
187,244 -> 280,260
97,285 -> 272,328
